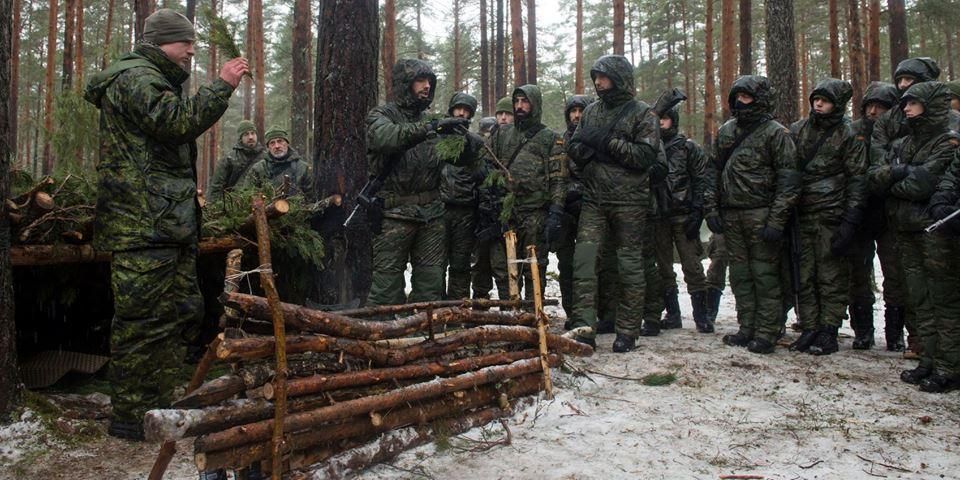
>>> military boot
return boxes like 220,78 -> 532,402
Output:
612,333 -> 637,353
850,304 -> 875,350
884,306 -> 906,352
747,337 -> 776,354
809,326 -> 840,356
705,287 -> 723,324
639,318 -> 661,336
900,365 -> 933,385
595,317 -> 615,335
789,330 -> 819,353
918,372 -> 960,393
723,330 -> 752,347
662,287 -> 682,329
690,290 -> 712,333
198,470 -> 228,480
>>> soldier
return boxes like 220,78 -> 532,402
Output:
869,82 -> 959,387
240,126 -> 314,198
495,96 -> 514,126
208,119 -> 266,201
704,233 -> 727,324
787,78 -> 867,355
478,116 -> 497,138
478,85 -> 566,302
364,59 -> 476,306
566,55 -> 662,352
441,93 -> 482,300
847,81 -> 905,351
716,75 -> 800,354
653,90 -> 715,333
84,8 -> 248,440
948,81 -> 960,132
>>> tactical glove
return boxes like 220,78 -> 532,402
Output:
435,117 -> 471,134
706,214 -> 724,234
830,220 -> 858,256
890,164 -> 912,182
544,204 -> 565,247
684,210 -> 704,240
648,160 -> 669,185
577,126 -> 607,152
759,225 -> 783,243
931,203 -> 958,221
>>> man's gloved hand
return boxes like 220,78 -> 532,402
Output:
569,142 -> 596,169
564,190 -> 583,217
435,117 -> 471,134
684,210 -> 704,240
544,204 -> 565,247
706,213 -> 724,234
759,225 -> 783,243
890,164 -> 912,182
830,220 -> 858,256
577,126 -> 606,152
930,203 -> 958,221
648,161 -> 668,184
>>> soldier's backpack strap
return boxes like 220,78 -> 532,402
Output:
718,120 -> 766,171
799,122 -> 844,170
504,123 -> 547,168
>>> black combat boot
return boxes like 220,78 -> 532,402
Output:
612,333 -> 637,352
108,419 -> 145,441
662,287 -> 682,329
595,317 -> 615,335
789,330 -> 819,352
809,326 -> 840,356
639,318 -> 661,336
705,287 -> 723,324
850,304 -> 875,350
900,365 -> 933,385
918,372 -> 960,393
884,305 -> 906,352
747,337 -> 776,354
723,330 -> 752,347
198,470 -> 228,480
574,335 -> 597,349
691,290 -> 713,333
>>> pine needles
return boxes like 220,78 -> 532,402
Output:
434,136 -> 466,164
200,6 -> 251,76
481,170 -> 515,224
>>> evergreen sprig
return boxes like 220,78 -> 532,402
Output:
201,6 -> 244,61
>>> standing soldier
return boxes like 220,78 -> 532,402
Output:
716,75 -> 800,354
787,78 -> 867,355
441,93 -> 482,300
566,55 -> 662,352
84,8 -> 248,439
703,233 -> 727,325
947,81 -> 960,132
208,120 -> 266,201
495,96 -> 515,126
240,127 -> 315,198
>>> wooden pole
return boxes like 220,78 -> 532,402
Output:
504,230 -> 520,302
251,194 -> 288,480
525,245 -> 553,400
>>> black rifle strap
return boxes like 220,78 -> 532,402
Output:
504,123 -> 546,169
719,120 -> 766,170
799,121 -> 844,170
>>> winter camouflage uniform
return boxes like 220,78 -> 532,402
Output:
715,75 -> 800,348
788,78 -> 868,351
239,148 -> 315,198
478,85 -> 567,300
365,59 -> 478,306
208,122 -> 266,201
567,55 -> 662,341
84,41 -> 236,426
869,82 -> 960,384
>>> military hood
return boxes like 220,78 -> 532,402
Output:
899,81 -> 952,137
590,55 -> 636,105
861,81 -> 899,115
654,87 -> 687,139
392,58 -> 437,111
85,43 -> 188,109
809,78 -> 851,127
478,116 -> 496,134
512,84 -> 543,130
728,75 -> 775,125
946,81 -> 960,101
564,94 -> 593,128
894,57 -> 941,88
447,92 -> 478,119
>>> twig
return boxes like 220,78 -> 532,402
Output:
580,367 -> 650,382
560,401 -> 587,417
718,475 -> 765,479
855,454 -> 912,473
52,174 -> 73,197
799,460 -> 823,469
860,468 -> 887,478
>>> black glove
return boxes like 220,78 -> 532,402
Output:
706,214 -> 724,234
890,164 -> 911,182
759,225 -> 783,243
830,220 -> 858,256
648,161 -> 668,185
684,210 -> 704,240
435,117 -> 470,134
544,204 -> 565,247
930,203 -> 958,221
577,126 -> 607,152
564,190 -> 583,217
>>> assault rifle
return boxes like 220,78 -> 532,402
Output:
925,208 -> 960,233
343,176 -> 386,234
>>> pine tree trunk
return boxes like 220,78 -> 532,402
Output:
74,0 -> 84,91
480,0 -> 491,113
847,0 -> 866,118
766,0 -> 799,125
380,0 -> 396,101
415,0 -> 424,60
739,0 -> 752,74
63,0 -> 77,91
799,33 -> 810,117
201,0 -> 219,194
720,0 -> 736,120
944,27 -> 954,80
42,0 -> 58,174
867,0 -> 880,81
829,0 -> 841,78
11,0 -> 20,160
291,0 -> 311,157
703,0 -> 716,147
0,0 -> 20,422
526,0 -> 537,84
250,0 -> 265,138
314,0 -> 378,305
453,0 -> 462,91
510,0 -> 526,86
575,0 -> 583,94
887,0 -> 908,78
243,0 -> 253,119
495,0 -> 505,99
101,0 -> 115,71
133,0 -> 150,41
612,0 -> 625,55
681,0 -> 692,135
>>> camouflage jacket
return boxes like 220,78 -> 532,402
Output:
660,132 -> 713,218
209,141 -> 267,201
84,43 -> 234,251
239,148 -> 315,199
440,93 -> 483,206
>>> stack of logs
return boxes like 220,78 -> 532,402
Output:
144,293 -> 592,478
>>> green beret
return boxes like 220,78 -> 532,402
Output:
142,9 -> 196,46
264,127 -> 289,144
495,96 -> 513,114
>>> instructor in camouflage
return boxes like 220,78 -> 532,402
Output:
84,8 -> 248,440
208,120 -> 266,201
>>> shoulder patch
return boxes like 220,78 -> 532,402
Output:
949,138 -> 960,147
555,138 -> 565,146
856,135 -> 865,141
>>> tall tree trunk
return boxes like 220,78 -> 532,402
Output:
11,0 -> 20,159
720,0 -> 736,120
510,0 -> 526,86
74,0 -> 84,91
799,33 -> 810,117
314,0 -> 378,305
415,0 -> 424,60
574,0 -> 583,94
828,0 -> 841,78
847,0 -> 865,117
42,0 -> 58,174
627,2 -> 635,66
480,0 -> 491,113
612,0 -> 625,55
945,26 -> 955,80
682,0 -> 693,135
133,0 -> 150,41
703,0 -> 717,147
867,0 -> 880,81
243,0 -> 253,119
102,0 -> 116,69
766,0 -> 799,125
292,0 -> 311,157
453,0 -> 463,91
0,0 -> 20,421
183,0 -> 195,95
250,0 -> 265,137
666,5 -> 674,89
526,0 -> 536,84
495,0 -> 505,99
201,0 -> 218,193
380,0 -> 396,101
739,0 -> 752,74
887,0 -> 908,78
63,0 -> 77,91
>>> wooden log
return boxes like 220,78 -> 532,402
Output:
9,243 -> 110,266
263,350 -> 539,400
186,336 -> 224,394
221,249 -> 244,324
193,356 -> 556,453
504,230 -> 521,301
223,292 -> 542,339
199,236 -> 253,255
59,230 -> 85,244
332,297 -> 558,317
526,245 -> 554,400
216,325 -> 593,365
238,198 -> 289,235
31,191 -> 55,211
11,175 -> 54,206
196,373 -> 542,472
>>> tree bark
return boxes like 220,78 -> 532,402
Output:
74,0 -> 84,90
10,0 -> 20,158
495,0 -> 505,100
613,0 -> 625,55
63,0 -> 77,91
480,0 -> 491,113
799,33 -> 810,118
243,0 -> 254,119
509,0 -> 526,86
0,0 -> 20,420
887,0 -> 908,79
526,0 -> 536,84
574,0 -> 584,94
133,0 -> 150,41
944,27 -> 955,81
867,0 -> 880,81
41,0 -> 58,174
738,0 -> 752,75
331,297 -> 555,317
453,0 -> 463,91
314,0 -> 377,305
201,0 -> 219,194
847,0 -> 866,118
703,0 -> 717,147
720,0 -> 736,121
291,0 -> 311,157
828,0 -> 841,78
765,0 -> 799,125
251,0 -> 265,137
681,0 -> 693,135
101,0 -> 116,71
380,0 -> 396,101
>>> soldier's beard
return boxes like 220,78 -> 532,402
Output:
515,110 -> 529,122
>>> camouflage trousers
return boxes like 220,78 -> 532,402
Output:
848,229 -> 907,308
109,246 -> 201,424
655,216 -> 707,294
796,216 -> 849,330
722,207 -> 785,343
896,231 -> 937,368
556,212 -> 619,324
706,233 -> 727,291
471,238 -> 495,299
444,205 -> 476,300
643,220 -> 664,327
367,216 -> 446,306
490,209 -> 548,301
925,232 -> 960,376
571,201 -> 646,339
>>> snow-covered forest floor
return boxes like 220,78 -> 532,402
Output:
2,257 -> 959,479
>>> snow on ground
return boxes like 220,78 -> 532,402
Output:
3,256 -> 959,479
